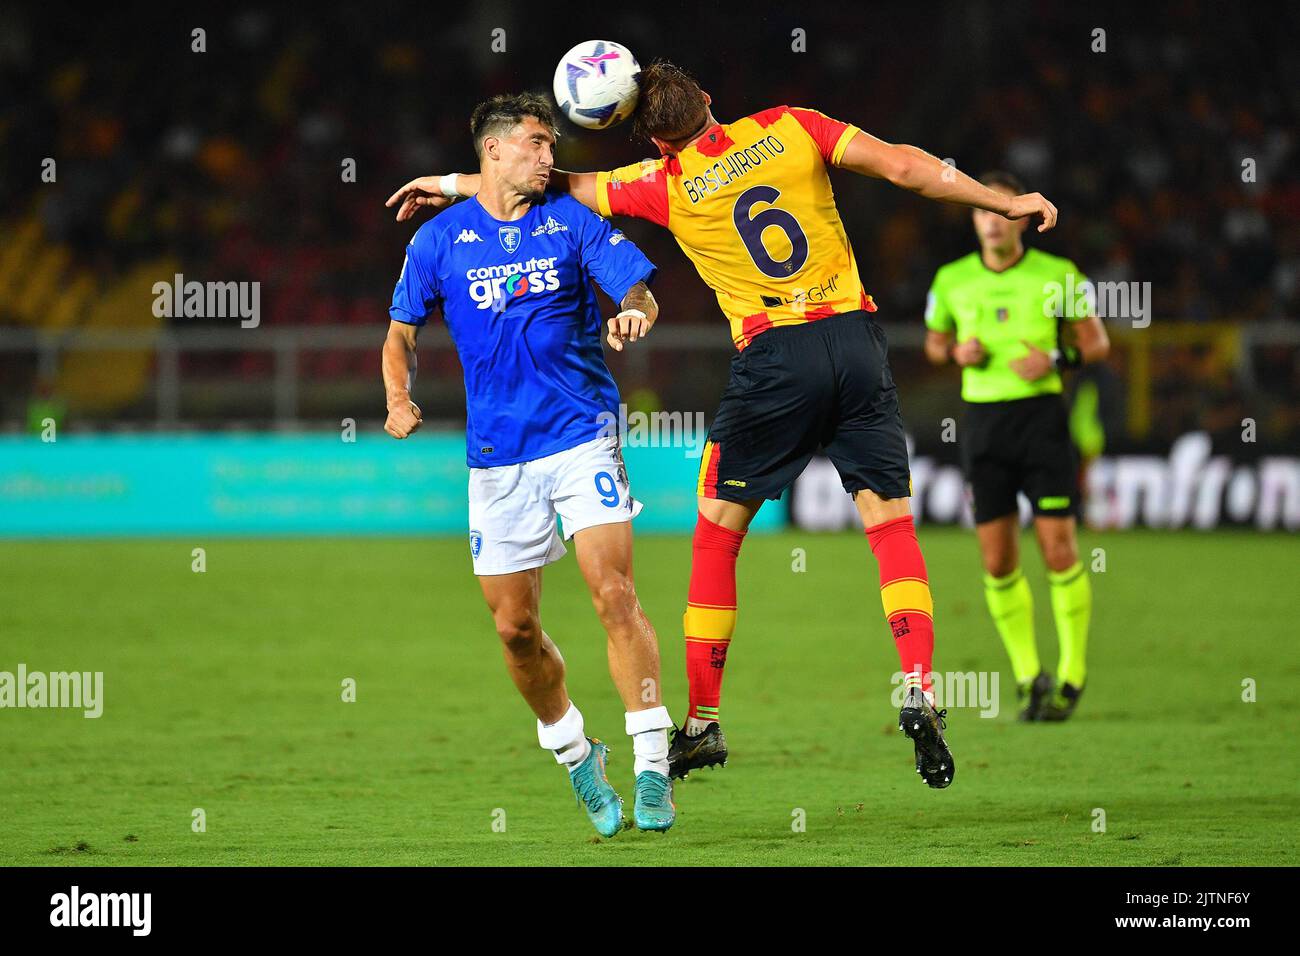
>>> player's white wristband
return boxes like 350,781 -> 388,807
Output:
617,308 -> 648,321
438,174 -> 461,198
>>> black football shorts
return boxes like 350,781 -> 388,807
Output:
960,394 -> 1080,524
697,311 -> 911,503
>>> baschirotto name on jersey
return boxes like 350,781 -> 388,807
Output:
465,256 -> 561,310
680,135 -> 787,204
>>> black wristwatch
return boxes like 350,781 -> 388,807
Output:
1052,345 -> 1082,370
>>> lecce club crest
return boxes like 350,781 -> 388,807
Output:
498,226 -> 521,254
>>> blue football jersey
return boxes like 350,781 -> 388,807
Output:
390,191 -> 656,467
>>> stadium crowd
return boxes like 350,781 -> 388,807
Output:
1,3 -> 1296,448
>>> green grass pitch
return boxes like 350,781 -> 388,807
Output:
1,528 -> 1296,866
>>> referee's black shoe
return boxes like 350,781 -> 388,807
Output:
1039,682 -> 1085,721
1018,671 -> 1055,722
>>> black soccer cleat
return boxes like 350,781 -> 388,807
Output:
1017,671 -> 1055,722
1039,682 -> 1084,722
899,687 -> 955,789
667,722 -> 728,780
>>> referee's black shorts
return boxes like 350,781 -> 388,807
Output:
697,310 -> 911,503
960,394 -> 1080,524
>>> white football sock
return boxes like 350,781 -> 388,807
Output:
626,706 -> 672,777
537,702 -> 590,771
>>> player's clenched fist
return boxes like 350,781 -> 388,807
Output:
385,399 -> 423,439
606,308 -> 653,352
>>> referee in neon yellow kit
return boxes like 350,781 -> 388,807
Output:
924,171 -> 1110,721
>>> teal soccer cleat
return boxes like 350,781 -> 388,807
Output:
569,738 -> 625,837
633,770 -> 675,832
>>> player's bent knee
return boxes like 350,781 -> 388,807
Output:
983,554 -> 1019,579
853,489 -> 911,528
980,542 -> 1019,578
494,612 -> 541,656
1043,540 -> 1079,572
589,574 -> 638,627
697,497 -> 759,532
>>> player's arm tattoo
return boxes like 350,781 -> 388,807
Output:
620,281 -> 658,325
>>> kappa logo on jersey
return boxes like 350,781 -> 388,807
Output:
608,231 -> 627,246
530,216 -> 569,237
499,226 -> 522,253
465,256 -> 562,310
454,229 -> 483,244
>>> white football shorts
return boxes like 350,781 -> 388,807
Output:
467,435 -> 642,575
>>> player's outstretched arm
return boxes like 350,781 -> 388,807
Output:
837,132 -> 1058,232
386,175 -> 478,222
606,281 -> 658,352
382,320 -> 423,438
386,170 -> 602,221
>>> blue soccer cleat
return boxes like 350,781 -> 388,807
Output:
569,738 -> 625,837
633,770 -> 675,832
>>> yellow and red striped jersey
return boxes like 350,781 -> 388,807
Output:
594,105 -> 875,351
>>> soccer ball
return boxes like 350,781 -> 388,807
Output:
552,40 -> 641,130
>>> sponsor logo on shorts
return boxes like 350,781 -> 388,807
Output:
469,530 -> 483,559
1037,495 -> 1071,510
723,479 -> 748,488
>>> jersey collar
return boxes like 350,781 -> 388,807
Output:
656,121 -> 733,159
692,123 -> 734,157
979,247 -> 1028,274
470,191 -> 550,225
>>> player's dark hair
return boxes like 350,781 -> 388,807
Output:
631,60 -> 709,146
979,170 -> 1026,194
470,92 -> 559,159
